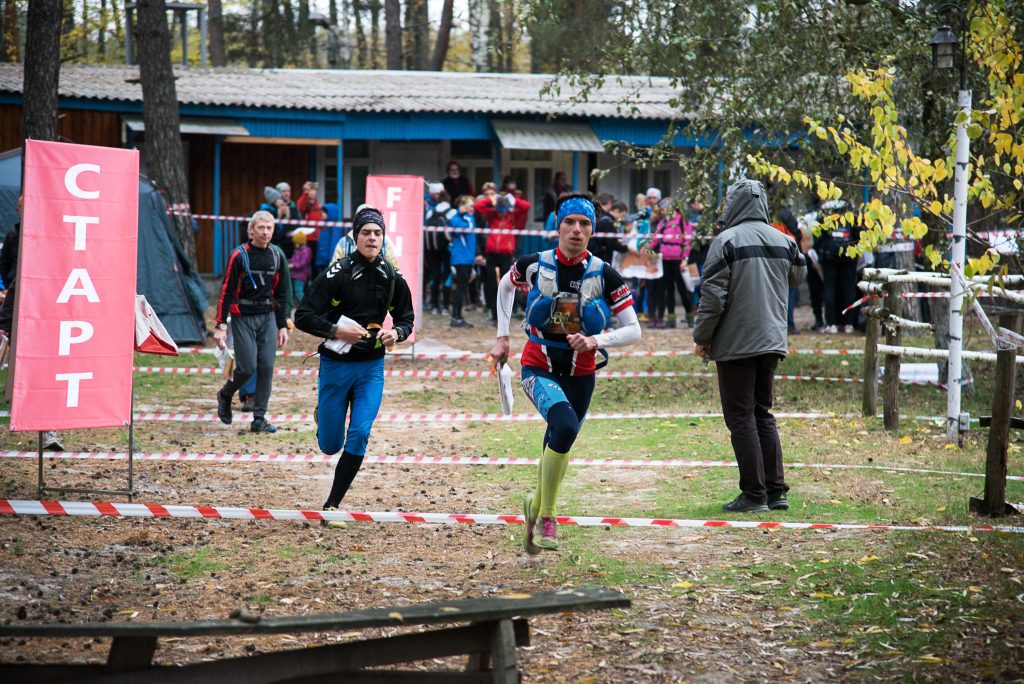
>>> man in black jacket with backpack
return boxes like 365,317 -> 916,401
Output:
213,210 -> 292,433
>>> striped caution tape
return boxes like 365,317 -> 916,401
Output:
132,366 -> 886,384
0,410 -> 946,424
130,366 -> 944,387
1,500 -> 1020,534
3,450 -> 1020,482
0,409 -> 942,423
170,347 -> 866,359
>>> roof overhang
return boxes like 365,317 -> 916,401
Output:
491,119 -> 605,153
123,115 -> 249,137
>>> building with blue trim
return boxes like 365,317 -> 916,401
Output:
0,64 -> 707,273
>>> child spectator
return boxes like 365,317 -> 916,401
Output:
446,195 -> 478,328
289,231 -> 312,305
296,181 -> 324,274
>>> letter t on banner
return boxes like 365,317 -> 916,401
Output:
366,175 -> 423,333
10,140 -> 139,431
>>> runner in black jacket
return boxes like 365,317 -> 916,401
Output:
294,205 -> 415,522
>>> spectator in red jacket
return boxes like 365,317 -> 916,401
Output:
475,192 -> 531,324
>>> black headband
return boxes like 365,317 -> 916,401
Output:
353,207 -> 386,233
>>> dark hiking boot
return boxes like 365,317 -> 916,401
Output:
768,492 -> 790,510
722,493 -> 769,513
240,395 -> 255,413
217,389 -> 233,425
450,318 -> 474,328
250,418 -> 277,434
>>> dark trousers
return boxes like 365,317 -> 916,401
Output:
484,253 -> 514,319
221,312 -> 277,420
0,281 -> 14,334
822,260 -> 858,327
450,264 -> 473,319
424,249 -> 450,310
660,259 -> 692,316
807,263 -> 824,323
716,354 -> 787,504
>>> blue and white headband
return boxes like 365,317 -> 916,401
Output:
556,197 -> 597,227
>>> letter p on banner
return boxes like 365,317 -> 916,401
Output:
10,141 -> 139,430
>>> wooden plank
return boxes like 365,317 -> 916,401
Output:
0,589 -> 628,639
487,620 -> 518,684
105,636 -> 157,672
276,672 -> 493,684
45,621 -> 529,684
0,663 -> 105,683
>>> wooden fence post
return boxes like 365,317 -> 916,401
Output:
979,313 -> 1020,516
863,314 -> 880,417
883,282 -> 903,431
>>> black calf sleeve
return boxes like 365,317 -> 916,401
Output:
324,451 -> 365,508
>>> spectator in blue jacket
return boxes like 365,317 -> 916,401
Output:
446,195 -> 479,328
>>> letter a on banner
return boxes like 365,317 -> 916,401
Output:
366,175 -> 423,333
10,140 -> 139,430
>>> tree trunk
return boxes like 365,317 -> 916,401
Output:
80,0 -> 89,60
135,0 -> 197,270
487,0 -> 502,72
369,0 -> 380,69
111,0 -> 124,62
501,0 -> 514,71
353,0 -> 367,68
384,0 -> 401,69
329,0 -> 338,25
1,0 -> 20,62
208,0 -> 226,66
98,0 -> 108,60
247,0 -> 259,66
404,0 -> 427,70
22,0 -> 62,143
468,0 -> 487,73
429,0 -> 454,71
298,0 -> 315,68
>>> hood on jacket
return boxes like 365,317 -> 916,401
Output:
721,179 -> 770,230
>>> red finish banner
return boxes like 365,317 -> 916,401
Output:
366,175 -> 423,332
10,140 -> 139,431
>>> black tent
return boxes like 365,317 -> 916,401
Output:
0,148 -> 208,345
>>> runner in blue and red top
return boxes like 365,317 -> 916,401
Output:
489,192 -> 642,554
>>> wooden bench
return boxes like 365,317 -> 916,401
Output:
0,587 -> 629,683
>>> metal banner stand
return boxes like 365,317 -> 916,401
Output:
36,387 -> 136,502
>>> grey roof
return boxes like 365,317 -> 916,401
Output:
0,64 -> 687,120
492,119 -> 605,152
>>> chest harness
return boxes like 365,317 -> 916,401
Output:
523,250 -> 611,369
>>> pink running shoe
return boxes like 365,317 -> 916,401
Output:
536,516 -> 558,550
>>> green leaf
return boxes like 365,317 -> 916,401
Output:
966,123 -> 983,139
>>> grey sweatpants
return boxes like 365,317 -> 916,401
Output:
221,312 -> 277,420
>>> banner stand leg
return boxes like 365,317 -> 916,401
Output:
36,431 -> 43,499
127,390 -> 135,502
36,393 -> 137,502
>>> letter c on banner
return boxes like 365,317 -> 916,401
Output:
65,163 -> 101,199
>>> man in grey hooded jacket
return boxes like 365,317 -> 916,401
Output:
693,179 -> 807,513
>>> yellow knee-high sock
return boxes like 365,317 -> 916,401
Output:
530,456 -> 543,519
538,446 -> 569,518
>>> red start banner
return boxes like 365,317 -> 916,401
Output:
365,175 -> 423,333
10,140 -> 139,431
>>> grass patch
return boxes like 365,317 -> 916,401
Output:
155,548 -> 229,580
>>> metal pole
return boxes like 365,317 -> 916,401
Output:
945,87 -> 972,442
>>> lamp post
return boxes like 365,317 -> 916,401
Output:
309,12 -> 347,69
930,4 -> 971,442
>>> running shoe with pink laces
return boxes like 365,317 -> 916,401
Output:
536,516 -> 558,550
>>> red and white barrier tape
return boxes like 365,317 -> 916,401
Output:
2,500 -> 1020,534
0,410 -> 945,424
132,366 -> 881,384
131,366 -> 944,387
169,209 -> 643,239
3,451 -> 1018,482
171,347 -> 866,359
